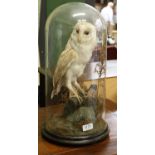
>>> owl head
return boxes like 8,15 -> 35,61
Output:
71,20 -> 97,45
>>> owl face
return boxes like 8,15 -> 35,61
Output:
71,21 -> 97,44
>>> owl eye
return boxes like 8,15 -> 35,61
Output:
84,31 -> 89,35
76,29 -> 79,33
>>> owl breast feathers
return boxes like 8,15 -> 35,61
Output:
51,21 -> 97,102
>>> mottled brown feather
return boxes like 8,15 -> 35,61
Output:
53,48 -> 78,93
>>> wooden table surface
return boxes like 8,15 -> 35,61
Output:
38,100 -> 117,155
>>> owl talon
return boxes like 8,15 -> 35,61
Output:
77,96 -> 83,104
78,91 -> 87,98
70,94 -> 83,104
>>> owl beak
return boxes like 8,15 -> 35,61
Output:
78,36 -> 82,43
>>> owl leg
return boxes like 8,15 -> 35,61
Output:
66,80 -> 83,103
73,80 -> 86,97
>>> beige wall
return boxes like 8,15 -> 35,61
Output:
106,77 -> 117,104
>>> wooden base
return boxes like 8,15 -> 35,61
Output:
42,123 -> 109,146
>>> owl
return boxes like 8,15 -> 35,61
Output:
51,20 -> 97,103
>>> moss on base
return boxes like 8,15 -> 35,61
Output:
45,96 -> 107,137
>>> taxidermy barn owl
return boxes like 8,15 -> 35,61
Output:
51,20 -> 97,103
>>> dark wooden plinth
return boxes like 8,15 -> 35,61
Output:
42,123 -> 109,146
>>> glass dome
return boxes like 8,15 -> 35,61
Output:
42,2 -> 108,145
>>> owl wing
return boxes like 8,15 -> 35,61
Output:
53,48 -> 78,91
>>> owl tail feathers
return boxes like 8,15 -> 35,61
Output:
51,88 -> 58,99
51,90 -> 55,99
50,85 -> 61,99
51,89 -> 58,99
